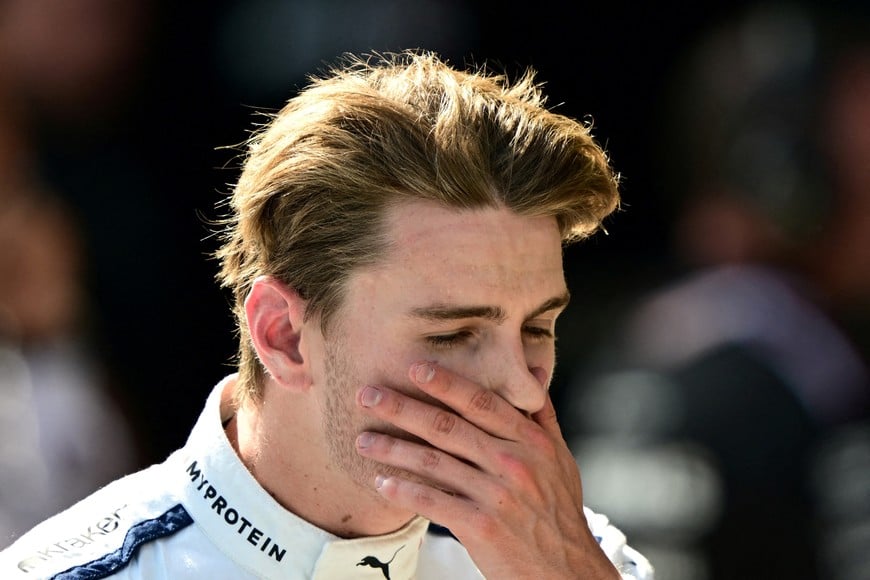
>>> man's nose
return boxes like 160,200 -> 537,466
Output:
486,345 -> 548,414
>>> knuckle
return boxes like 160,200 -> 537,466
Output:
468,389 -> 496,414
412,486 -> 436,508
432,410 -> 457,435
522,422 -> 556,454
420,449 -> 441,470
496,451 -> 535,484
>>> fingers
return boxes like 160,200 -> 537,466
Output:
356,361 -> 559,473
373,475 -> 480,534
531,392 -> 587,504
355,431 -> 492,500
357,384 -> 494,467
406,361 -> 527,440
531,391 -> 561,438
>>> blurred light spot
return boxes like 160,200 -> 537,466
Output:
573,439 -> 724,538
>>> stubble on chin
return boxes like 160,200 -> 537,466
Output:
321,338 -> 442,492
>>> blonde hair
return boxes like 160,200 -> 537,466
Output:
216,50 -> 620,403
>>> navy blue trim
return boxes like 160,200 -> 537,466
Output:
427,522 -> 459,541
52,504 -> 194,580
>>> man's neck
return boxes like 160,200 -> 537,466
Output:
226,385 -> 417,538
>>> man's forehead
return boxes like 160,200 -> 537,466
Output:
381,200 -> 563,262
341,200 -> 569,308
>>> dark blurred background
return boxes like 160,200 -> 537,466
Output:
1,1 -> 869,578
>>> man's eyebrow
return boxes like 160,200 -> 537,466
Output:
527,291 -> 571,319
409,292 -> 571,323
410,304 -> 507,323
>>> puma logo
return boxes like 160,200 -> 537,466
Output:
356,545 -> 405,579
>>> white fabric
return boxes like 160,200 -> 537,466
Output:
0,375 -> 652,579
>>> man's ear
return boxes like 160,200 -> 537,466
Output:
244,276 -> 309,390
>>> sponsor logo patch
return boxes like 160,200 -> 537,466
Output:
17,506 -> 127,573
185,460 -> 286,563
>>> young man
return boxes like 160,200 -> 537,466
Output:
1,51 -> 653,579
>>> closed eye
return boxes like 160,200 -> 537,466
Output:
523,326 -> 554,342
426,330 -> 475,349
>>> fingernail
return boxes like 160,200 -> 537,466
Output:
360,386 -> 382,407
375,474 -> 386,489
357,432 -> 375,449
413,362 -> 435,384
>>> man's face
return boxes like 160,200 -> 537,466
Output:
309,199 -> 569,492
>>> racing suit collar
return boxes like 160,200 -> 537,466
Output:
174,375 -> 429,579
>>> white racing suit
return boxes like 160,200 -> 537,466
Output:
1,376 -> 653,579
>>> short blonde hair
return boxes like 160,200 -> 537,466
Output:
217,50 -> 620,403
